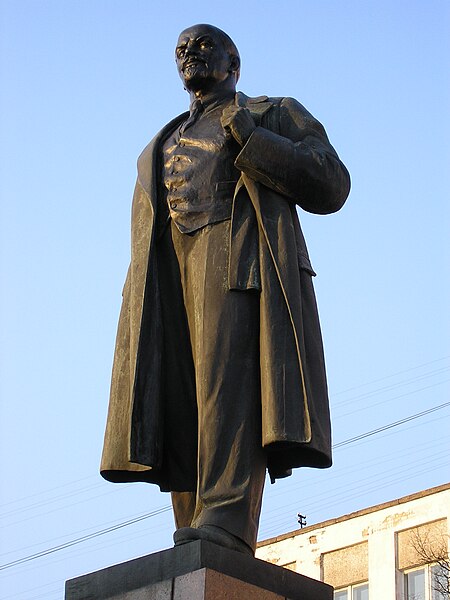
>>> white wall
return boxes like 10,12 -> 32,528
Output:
256,485 -> 450,599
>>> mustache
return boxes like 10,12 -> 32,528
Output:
182,55 -> 207,70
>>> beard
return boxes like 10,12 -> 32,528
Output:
182,61 -> 208,87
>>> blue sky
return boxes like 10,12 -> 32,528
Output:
0,1 -> 449,598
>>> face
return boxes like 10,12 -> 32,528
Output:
175,25 -> 236,93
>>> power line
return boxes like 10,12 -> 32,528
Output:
2,399 -> 448,572
2,577 -> 64,600
257,417 -> 450,539
10,450 -> 441,584
4,372 -> 445,526
2,357 -> 447,518
332,367 -> 450,409
333,400 -> 450,448
0,482 -> 107,519
259,460 -> 450,539
332,412 -> 449,456
333,378 -> 450,420
0,503 -> 167,558
0,506 -> 171,571
263,452 -> 449,522
263,436 -> 450,514
268,432 -> 450,502
1,482 -> 134,530
0,475 -> 98,509
332,356 -> 450,396
14,586 -> 62,600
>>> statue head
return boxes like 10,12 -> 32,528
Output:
175,24 -> 240,96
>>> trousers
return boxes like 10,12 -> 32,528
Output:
156,218 -> 267,550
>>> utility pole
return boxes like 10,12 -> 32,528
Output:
297,514 -> 307,528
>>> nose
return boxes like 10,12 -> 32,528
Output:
182,43 -> 205,65
185,47 -> 199,58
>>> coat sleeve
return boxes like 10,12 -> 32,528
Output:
234,97 -> 350,215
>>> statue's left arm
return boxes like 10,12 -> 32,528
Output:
226,97 -> 351,215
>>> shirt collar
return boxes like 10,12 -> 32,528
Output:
190,90 -> 235,115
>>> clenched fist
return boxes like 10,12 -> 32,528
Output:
220,105 -> 256,147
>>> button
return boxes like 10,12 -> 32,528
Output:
174,156 -> 180,162
170,202 -> 177,209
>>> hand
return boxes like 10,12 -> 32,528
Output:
220,105 -> 256,147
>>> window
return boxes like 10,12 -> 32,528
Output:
404,565 -> 447,600
334,583 -> 369,599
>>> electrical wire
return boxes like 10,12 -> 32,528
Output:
0,506 -> 172,571
259,460 -> 450,539
265,430 -> 450,514
2,399 -> 448,573
333,372 -> 450,414
332,366 -> 450,409
333,401 -> 450,447
0,475 -> 98,509
2,356 -> 447,537
0,482 -> 108,519
1,482 -> 136,530
261,454 -> 450,527
332,356 -> 450,396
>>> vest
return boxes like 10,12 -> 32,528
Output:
161,99 -> 241,234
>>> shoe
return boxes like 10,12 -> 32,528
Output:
173,524 -> 254,555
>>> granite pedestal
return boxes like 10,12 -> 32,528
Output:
65,540 -> 333,599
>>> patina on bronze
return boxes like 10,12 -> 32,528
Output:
101,24 -> 350,555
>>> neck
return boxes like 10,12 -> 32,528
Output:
188,79 -> 236,105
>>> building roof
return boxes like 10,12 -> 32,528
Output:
258,482 -> 450,548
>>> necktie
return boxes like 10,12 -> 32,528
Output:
180,99 -> 204,134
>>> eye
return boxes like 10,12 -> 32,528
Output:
200,40 -> 212,50
176,46 -> 186,58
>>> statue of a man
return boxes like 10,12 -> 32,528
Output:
101,24 -> 350,556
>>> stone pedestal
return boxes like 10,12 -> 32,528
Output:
65,540 -> 333,599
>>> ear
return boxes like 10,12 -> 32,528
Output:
229,55 -> 240,74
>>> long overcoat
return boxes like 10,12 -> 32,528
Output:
100,93 -> 350,488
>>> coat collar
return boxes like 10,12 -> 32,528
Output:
235,92 -> 273,122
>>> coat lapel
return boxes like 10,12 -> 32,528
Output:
235,91 -> 273,126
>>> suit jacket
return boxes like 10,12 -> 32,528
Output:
100,92 -> 351,487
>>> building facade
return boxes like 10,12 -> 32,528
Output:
256,483 -> 450,599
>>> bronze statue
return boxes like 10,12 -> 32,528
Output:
101,24 -> 350,556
